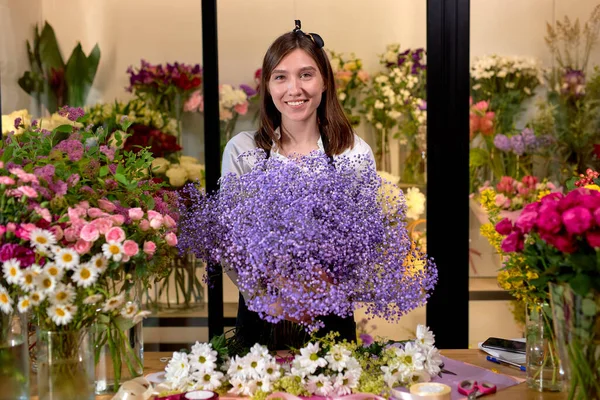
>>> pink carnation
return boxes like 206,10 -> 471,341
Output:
74,239 -> 93,255
0,177 -> 15,185
139,220 -> 150,231
495,218 -> 513,235
91,218 -> 113,235
105,227 -> 126,243
49,226 -> 64,241
128,208 -> 144,221
98,199 -> 117,213
515,211 -> 538,234
110,215 -> 126,226
163,215 -> 177,229
88,208 -> 108,219
562,206 -> 593,235
501,231 -> 524,253
123,240 -> 139,257
536,211 -> 562,234
80,223 -> 100,242
143,241 -> 156,256
17,186 -> 38,198
165,232 -> 178,246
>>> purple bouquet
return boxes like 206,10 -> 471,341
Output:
178,151 -> 437,331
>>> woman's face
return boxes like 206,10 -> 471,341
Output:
268,48 -> 325,125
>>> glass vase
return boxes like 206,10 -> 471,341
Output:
0,311 -> 29,400
36,328 -> 95,400
525,301 -> 563,392
549,283 -> 600,400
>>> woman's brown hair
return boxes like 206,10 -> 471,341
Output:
254,31 -> 355,156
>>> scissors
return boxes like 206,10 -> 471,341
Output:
438,362 -> 457,377
457,380 -> 497,399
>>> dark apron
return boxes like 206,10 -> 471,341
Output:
234,133 -> 356,350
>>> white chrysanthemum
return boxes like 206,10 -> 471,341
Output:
102,293 -> 125,312
42,263 -> 64,281
325,344 -> 351,372
165,352 -> 191,389
29,290 -> 46,306
120,302 -> 139,319
132,310 -> 152,324
49,283 -> 76,305
35,273 -> 56,293
416,324 -> 436,349
0,285 -> 14,314
192,370 -> 223,391
345,356 -> 362,378
254,376 -> 273,393
102,242 -> 124,262
64,303 -> 78,315
54,248 -> 79,270
71,264 -> 99,288
263,360 -> 282,380
227,355 -> 247,378
228,376 -> 254,396
307,374 -> 334,396
333,370 -> 359,396
249,343 -> 269,358
400,342 -> 426,371
190,342 -> 218,373
297,342 -> 327,374
290,358 -> 310,379
424,346 -> 442,377
2,259 -> 22,285
29,228 -> 56,250
381,361 -> 404,388
89,254 -> 109,273
83,293 -> 103,305
17,296 -> 31,313
48,304 -> 74,326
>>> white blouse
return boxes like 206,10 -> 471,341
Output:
221,128 -> 376,177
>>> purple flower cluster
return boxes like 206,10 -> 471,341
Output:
53,139 -> 84,161
388,48 -> 426,75
494,128 -> 553,155
58,105 -> 85,122
561,68 -> 586,98
178,151 -> 437,332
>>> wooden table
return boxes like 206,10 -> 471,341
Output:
97,349 -> 566,399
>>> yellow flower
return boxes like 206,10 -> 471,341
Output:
151,158 -> 171,174
480,223 -> 502,252
526,270 -> 539,280
180,156 -> 200,164
165,167 -> 188,187
584,184 -> 600,192
343,61 -> 358,71
537,189 -> 551,200
2,109 -> 32,134
479,188 -> 497,211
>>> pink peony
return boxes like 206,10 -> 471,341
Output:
91,218 -> 113,235
579,194 -> 600,210
88,208 -> 108,219
98,199 -> 117,213
123,240 -> 139,257
163,215 -> 177,229
495,218 -> 513,235
165,232 -> 178,247
80,223 -> 100,242
501,231 -> 524,253
586,231 -> 600,248
49,225 -> 64,241
562,206 -> 593,235
515,211 -> 538,234
105,227 -> 126,243
536,211 -> 563,234
0,177 -> 15,185
149,216 -> 163,230
546,234 -> 577,253
128,208 -> 144,221
17,186 -> 38,198
143,241 -> 156,256
64,227 -> 79,242
74,239 -> 93,255
110,214 -> 126,226
139,220 -> 150,231
234,101 -> 249,116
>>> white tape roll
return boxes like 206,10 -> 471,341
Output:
409,383 -> 451,400
111,378 -> 154,400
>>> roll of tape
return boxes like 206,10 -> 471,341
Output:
409,383 -> 451,400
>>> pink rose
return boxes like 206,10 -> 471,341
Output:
35,207 -> 52,222
88,208 -> 108,219
6,223 -> 16,232
64,227 -> 78,242
91,218 -> 113,234
143,241 -> 156,256
110,214 -> 126,226
123,240 -> 139,257
586,231 -> 600,248
165,232 -> 178,247
184,90 -> 203,112
147,210 -> 161,220
495,218 -> 513,235
357,70 -> 369,83
98,199 -> 117,213
0,177 -> 15,185
79,201 -> 90,210
74,239 -> 93,255
536,211 -> 562,234
501,231 -> 524,253
494,194 -> 511,209
128,208 -> 144,221
163,215 -> 177,229
234,101 -> 249,116
139,220 -> 150,231
105,227 -> 126,243
80,223 -> 100,242
149,215 -> 163,230
49,226 -> 63,241
515,211 -> 538,234
546,234 -> 577,253
562,206 -> 593,235
17,186 -> 38,198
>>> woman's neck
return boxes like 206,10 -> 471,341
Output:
279,118 -> 321,156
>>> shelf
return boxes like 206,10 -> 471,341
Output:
144,302 -> 238,327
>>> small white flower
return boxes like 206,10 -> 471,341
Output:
0,285 -> 14,314
35,273 -> 56,293
2,259 -> 22,285
132,310 -> 152,324
102,242 -> 124,262
165,352 -> 191,388
29,228 -> 56,250
243,353 -> 266,379
307,374 -> 334,396
71,264 -> 99,288
249,343 -> 269,358
401,342 -> 426,370
333,370 -> 359,396
28,290 -> 46,306
89,254 -> 108,273
229,376 -> 253,396
17,296 -> 31,313
102,293 -> 125,312
49,283 -> 76,305
48,304 -> 74,325
83,293 -> 103,305
254,376 -> 273,393
298,342 -> 327,374
42,263 -> 64,281
190,342 -> 218,373
416,324 -> 436,348
227,355 -> 247,379
54,248 -> 79,270
424,346 -> 443,377
193,370 -> 223,391
120,302 -> 139,319
19,269 -> 37,292
325,344 -> 351,372
263,360 -> 282,380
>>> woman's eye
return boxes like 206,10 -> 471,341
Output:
273,75 -> 285,81
301,73 -> 313,79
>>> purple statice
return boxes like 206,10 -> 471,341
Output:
33,165 -> 56,183
100,145 -> 115,161
494,134 -> 512,152
53,139 -> 84,161
510,134 -> 526,156
31,119 -> 38,128
178,151 -> 437,332
58,105 -> 85,122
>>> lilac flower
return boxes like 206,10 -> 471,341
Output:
67,173 -> 80,187
58,105 -> 85,121
100,145 -> 115,161
53,139 -> 84,161
33,165 -> 56,183
510,134 -> 526,156
521,128 -> 537,152
494,134 -> 512,152
178,151 -> 437,332
49,180 -> 68,196
31,119 -> 38,128
14,117 -> 22,129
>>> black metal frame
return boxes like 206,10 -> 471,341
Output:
425,0 -> 470,348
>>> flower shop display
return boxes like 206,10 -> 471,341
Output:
159,325 -> 442,399
362,44 -> 427,183
0,107 -> 179,396
179,150 -> 437,333
327,50 -> 369,127
18,22 -> 100,114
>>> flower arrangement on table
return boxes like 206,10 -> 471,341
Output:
0,106 -> 179,395
178,150 -> 437,336
361,44 -> 427,183
158,325 -> 442,399
327,50 -> 369,127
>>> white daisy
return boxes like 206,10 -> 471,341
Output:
228,376 -> 252,396
242,353 -> 265,380
307,374 -> 334,396
48,304 -> 73,326
83,293 -> 103,305
249,343 -> 269,358
401,342 -> 426,370
17,296 -> 32,313
190,342 -> 218,373
19,269 -> 37,292
89,254 -> 108,273
2,259 -> 22,285
325,344 -> 351,372
165,352 -> 191,389
29,264 -> 43,275
416,324 -> 436,349
102,293 -> 125,312
193,370 -> 223,391
263,360 -> 282,380
54,248 -> 79,270
254,376 -> 273,393
29,290 -> 46,306
0,285 -> 14,314
29,228 -> 56,250
333,370 -> 359,396
297,342 -> 327,374
102,242 -> 124,262
64,304 -> 78,315
227,355 -> 246,379
49,283 -> 76,305
120,302 -> 139,319
424,346 -> 443,377
42,263 -> 64,281
132,310 -> 152,324
35,273 -> 56,293
71,264 -> 99,288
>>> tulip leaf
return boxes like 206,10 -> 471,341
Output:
65,43 -> 101,107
